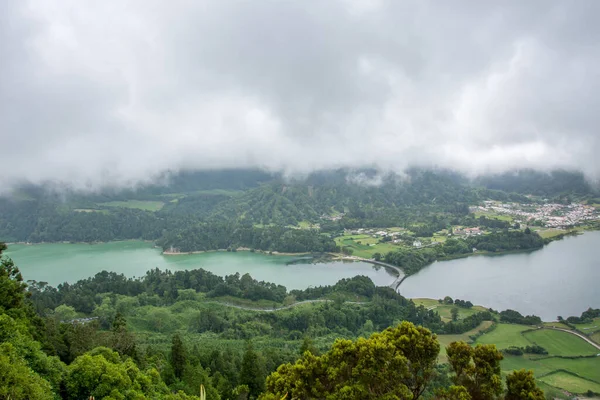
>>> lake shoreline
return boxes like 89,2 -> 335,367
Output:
162,248 -> 310,256
399,230 -> 600,321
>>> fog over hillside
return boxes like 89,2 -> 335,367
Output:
2,1 -> 600,191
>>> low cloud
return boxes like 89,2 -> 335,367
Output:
1,0 -> 599,191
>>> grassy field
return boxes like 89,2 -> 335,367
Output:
591,331 -> 600,344
472,323 -> 600,394
535,228 -> 567,239
500,355 -> 555,377
100,200 -> 165,211
523,329 -> 599,356
542,321 -> 571,330
334,234 -> 400,258
475,323 -> 534,348
572,317 -> 600,335
536,381 -> 570,399
73,208 -> 109,214
412,298 -> 488,323
431,234 -> 448,243
500,354 -> 600,383
472,211 -> 514,222
539,372 -> 600,394
436,321 -> 494,363
297,220 -> 319,229
544,358 -> 600,383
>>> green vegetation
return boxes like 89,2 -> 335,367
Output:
1,168 -> 599,397
100,199 -> 166,211
472,323 -> 600,395
157,224 -> 337,253
4,240 -> 600,397
334,233 -> 398,258
381,230 -> 545,275
412,298 -> 488,323
1,169 -> 596,267
535,228 -> 566,239
523,329 -> 598,356
473,210 -> 514,222
476,324 -> 534,348
436,321 -> 494,362
572,317 -> 600,334
539,372 -> 600,394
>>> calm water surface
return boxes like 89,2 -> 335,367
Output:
400,231 -> 600,320
5,232 -> 599,320
4,241 -> 396,290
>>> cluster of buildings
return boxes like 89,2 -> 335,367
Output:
453,227 -> 483,236
475,201 -> 599,229
345,228 -> 404,237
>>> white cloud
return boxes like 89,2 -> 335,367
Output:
1,0 -> 599,191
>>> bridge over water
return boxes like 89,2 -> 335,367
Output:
338,256 -> 406,291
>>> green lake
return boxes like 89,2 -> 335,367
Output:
4,231 -> 599,320
4,241 -> 396,290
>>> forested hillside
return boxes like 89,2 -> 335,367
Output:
0,168 -> 595,254
0,242 -> 548,399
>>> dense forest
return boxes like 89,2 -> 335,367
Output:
156,224 -> 337,254
3,168 -> 593,246
0,242 -> 547,399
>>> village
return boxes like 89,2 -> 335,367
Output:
474,200 -> 600,229
334,200 -> 600,258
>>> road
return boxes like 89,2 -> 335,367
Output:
542,327 -> 600,351
337,256 -> 406,290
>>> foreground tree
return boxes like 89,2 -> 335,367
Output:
260,321 -> 439,400
505,369 -> 544,400
0,343 -> 54,400
0,242 -> 27,313
436,385 -> 472,400
446,341 -> 504,400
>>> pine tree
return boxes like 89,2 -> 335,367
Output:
111,312 -> 137,359
240,341 -> 265,398
171,333 -> 187,380
299,336 -> 318,356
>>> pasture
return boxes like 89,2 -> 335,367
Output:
542,321 -> 571,330
535,228 -> 567,239
412,298 -> 488,322
472,210 -> 514,222
73,208 -> 109,214
523,329 -> 599,356
99,200 -> 166,211
539,372 -> 600,395
334,234 -> 400,258
436,321 -> 494,363
473,323 -> 600,395
572,317 -> 600,335
297,220 -> 319,229
503,354 -> 600,383
475,323 -> 533,348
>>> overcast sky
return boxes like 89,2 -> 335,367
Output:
1,0 -> 599,190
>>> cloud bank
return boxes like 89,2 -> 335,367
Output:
1,0 -> 599,190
